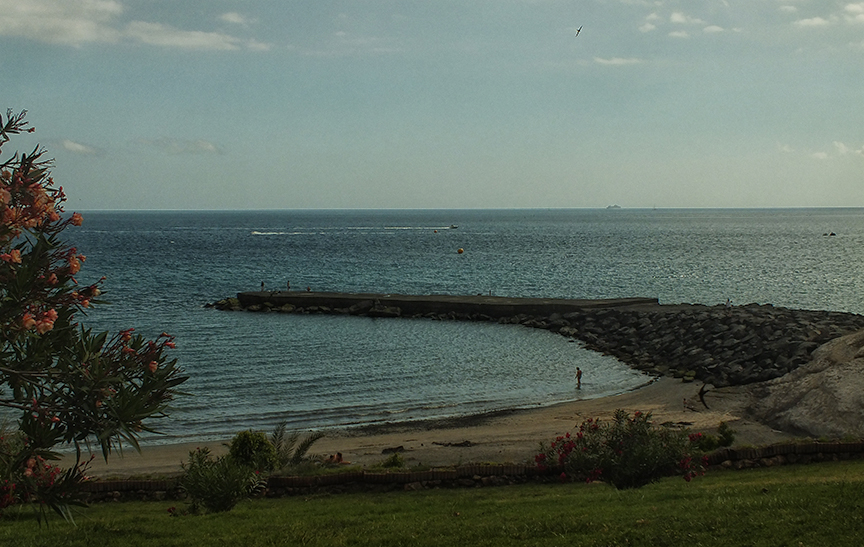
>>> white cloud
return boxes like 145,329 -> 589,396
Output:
806,141 -> 864,159
594,57 -> 642,65
703,25 -> 724,33
640,12 -> 660,32
844,3 -> 864,22
779,6 -> 798,14
0,0 -> 123,45
794,17 -> 832,27
0,0 -> 267,50
834,141 -> 851,155
125,21 -> 243,50
668,31 -> 690,38
670,12 -> 705,25
137,138 -> 222,155
60,139 -> 100,155
220,12 -> 254,26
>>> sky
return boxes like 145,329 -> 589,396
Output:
2,0 -> 863,210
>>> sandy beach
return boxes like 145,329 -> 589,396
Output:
65,377 -> 797,478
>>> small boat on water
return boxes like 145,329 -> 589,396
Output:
449,224 -> 458,229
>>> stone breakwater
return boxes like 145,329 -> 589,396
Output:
209,292 -> 864,388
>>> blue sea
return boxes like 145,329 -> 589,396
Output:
66,208 -> 864,444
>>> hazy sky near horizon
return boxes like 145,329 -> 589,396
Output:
2,0 -> 863,210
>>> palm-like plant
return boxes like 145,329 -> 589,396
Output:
270,421 -> 324,469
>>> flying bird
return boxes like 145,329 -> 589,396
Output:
575,25 -> 583,36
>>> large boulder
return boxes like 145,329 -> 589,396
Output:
745,329 -> 864,438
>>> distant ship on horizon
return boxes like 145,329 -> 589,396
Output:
606,204 -> 622,209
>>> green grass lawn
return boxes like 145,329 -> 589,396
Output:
3,460 -> 864,546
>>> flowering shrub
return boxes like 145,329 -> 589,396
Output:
0,110 -> 188,520
536,410 -> 707,489
180,447 -> 265,514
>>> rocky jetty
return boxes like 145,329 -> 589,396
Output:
208,294 -> 864,388
555,304 -> 864,387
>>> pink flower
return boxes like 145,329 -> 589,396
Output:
35,319 -> 54,334
21,313 -> 36,330
70,212 -> 83,226
148,361 -> 158,373
1,249 -> 21,263
67,256 -> 81,274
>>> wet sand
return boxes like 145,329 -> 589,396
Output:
65,377 -> 796,478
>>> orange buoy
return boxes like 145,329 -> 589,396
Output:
457,248 -> 464,254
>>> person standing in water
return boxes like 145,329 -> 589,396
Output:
576,367 -> 583,390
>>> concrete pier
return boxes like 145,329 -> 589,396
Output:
236,291 -> 659,319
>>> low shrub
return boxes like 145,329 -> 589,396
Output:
689,421 -> 737,452
228,430 -> 278,473
717,421 -> 736,446
179,447 -> 264,514
536,409 -> 707,489
379,452 -> 405,469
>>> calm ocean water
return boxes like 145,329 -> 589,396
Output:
64,208 -> 864,443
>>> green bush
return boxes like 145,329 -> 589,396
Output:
536,409 -> 706,489
717,421 -> 736,446
379,452 -> 405,469
690,421 -> 737,452
228,430 -> 278,473
179,447 -> 264,514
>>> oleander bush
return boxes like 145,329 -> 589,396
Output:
536,409 -> 707,489
0,109 -> 187,522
